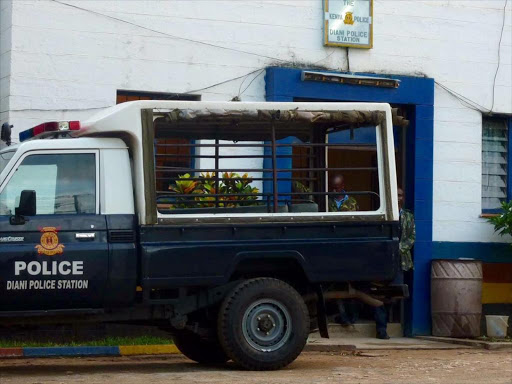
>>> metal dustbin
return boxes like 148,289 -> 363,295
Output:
431,259 -> 482,338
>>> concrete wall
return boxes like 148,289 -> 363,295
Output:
1,0 -> 512,243
0,0 -> 13,140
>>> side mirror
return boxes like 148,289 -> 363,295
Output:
1,123 -> 13,146
11,190 -> 36,225
16,190 -> 36,217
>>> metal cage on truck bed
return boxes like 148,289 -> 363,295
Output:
138,104 -> 405,225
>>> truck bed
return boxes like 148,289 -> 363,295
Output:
140,220 -> 400,290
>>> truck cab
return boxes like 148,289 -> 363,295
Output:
0,101 -> 406,370
0,136 -> 137,311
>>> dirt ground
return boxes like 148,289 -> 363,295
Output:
0,349 -> 511,384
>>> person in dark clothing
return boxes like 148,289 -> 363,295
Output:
328,174 -> 358,212
375,187 -> 415,339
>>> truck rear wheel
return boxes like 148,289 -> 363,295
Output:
172,330 -> 230,365
217,278 -> 309,370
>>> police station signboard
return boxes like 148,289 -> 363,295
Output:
324,0 -> 373,49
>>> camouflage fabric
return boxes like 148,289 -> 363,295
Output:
328,195 -> 358,212
399,209 -> 415,271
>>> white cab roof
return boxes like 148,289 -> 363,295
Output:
77,100 -> 393,141
1,137 -> 126,155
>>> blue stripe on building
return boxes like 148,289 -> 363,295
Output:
433,241 -> 512,264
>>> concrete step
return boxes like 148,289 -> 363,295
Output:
311,322 -> 403,338
305,337 -> 466,352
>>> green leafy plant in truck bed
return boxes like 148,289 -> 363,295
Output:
167,173 -> 202,208
196,172 -> 225,207
168,172 -> 259,209
221,172 -> 259,206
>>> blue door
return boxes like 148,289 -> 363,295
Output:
0,151 -> 109,311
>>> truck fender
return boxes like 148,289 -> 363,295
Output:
226,250 -> 311,282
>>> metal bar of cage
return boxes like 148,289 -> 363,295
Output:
155,167 -> 378,173
214,139 -> 220,208
154,154 -> 316,159
156,176 -> 320,182
155,143 -> 371,148
156,191 -> 380,198
271,124 -> 279,213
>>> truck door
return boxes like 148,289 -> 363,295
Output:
0,150 -> 108,311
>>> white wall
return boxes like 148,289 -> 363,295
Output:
1,0 -> 512,243
5,0 -> 348,134
0,0 -> 13,144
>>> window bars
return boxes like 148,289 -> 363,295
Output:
154,120 -> 381,215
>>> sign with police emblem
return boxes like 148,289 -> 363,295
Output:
324,0 -> 373,49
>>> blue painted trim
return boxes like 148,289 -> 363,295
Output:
433,241 -> 512,263
23,346 -> 120,357
266,66 -> 435,336
482,208 -> 502,214
265,67 -> 434,105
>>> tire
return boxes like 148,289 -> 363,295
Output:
217,278 -> 309,371
173,330 -> 230,365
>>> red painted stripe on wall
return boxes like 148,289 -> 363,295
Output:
483,263 -> 512,284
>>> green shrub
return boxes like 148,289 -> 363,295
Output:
487,200 -> 512,239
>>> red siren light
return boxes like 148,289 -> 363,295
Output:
19,121 -> 81,142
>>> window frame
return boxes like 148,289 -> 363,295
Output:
0,149 -> 100,215
482,115 -> 512,214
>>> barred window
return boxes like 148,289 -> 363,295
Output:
482,116 -> 509,211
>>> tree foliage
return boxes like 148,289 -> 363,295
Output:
487,201 -> 512,239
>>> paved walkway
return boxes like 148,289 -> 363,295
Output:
306,336 -> 465,351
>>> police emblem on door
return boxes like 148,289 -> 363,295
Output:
35,227 -> 65,256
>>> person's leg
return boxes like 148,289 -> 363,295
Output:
375,305 -> 390,339
393,270 -> 404,285
335,299 -> 353,325
346,299 -> 361,324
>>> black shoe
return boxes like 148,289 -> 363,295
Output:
376,331 -> 390,340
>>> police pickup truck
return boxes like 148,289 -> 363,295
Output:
0,101 -> 407,370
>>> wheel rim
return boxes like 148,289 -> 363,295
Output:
242,298 -> 292,352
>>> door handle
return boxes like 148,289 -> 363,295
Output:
76,233 -> 95,240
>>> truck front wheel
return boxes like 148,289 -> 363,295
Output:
217,278 -> 309,370
172,330 -> 230,365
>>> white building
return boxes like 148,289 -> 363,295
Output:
1,0 -> 511,335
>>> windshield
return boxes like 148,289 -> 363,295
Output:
0,151 -> 15,175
